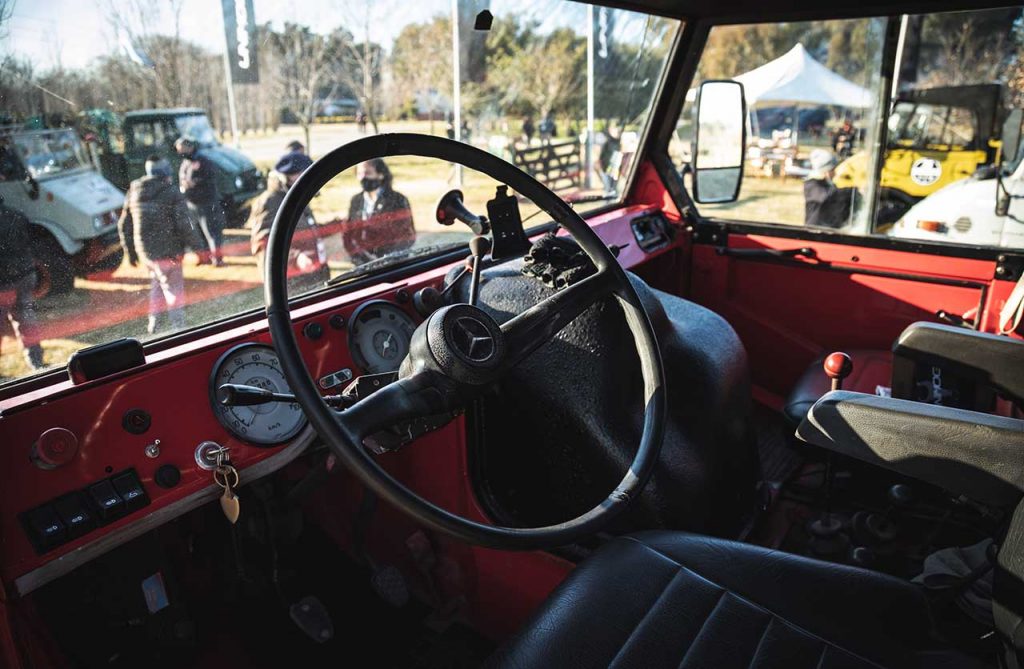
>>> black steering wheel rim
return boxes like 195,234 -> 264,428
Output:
265,133 -> 666,550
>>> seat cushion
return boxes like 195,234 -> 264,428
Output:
784,350 -> 893,426
486,532 -> 988,669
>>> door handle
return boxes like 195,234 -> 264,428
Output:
715,246 -> 818,260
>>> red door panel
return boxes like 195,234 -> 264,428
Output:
689,233 -> 996,403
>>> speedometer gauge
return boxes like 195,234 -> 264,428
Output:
209,344 -> 307,445
348,301 -> 417,374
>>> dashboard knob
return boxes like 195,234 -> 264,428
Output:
31,427 -> 79,470
154,464 -> 182,489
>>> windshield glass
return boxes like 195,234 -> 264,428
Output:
0,0 -> 678,386
174,115 -> 219,147
10,129 -> 90,178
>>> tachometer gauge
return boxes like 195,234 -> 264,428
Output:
209,344 -> 307,446
348,301 -> 417,374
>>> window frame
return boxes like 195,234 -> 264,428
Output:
645,4 -> 1021,263
0,3 -> 687,400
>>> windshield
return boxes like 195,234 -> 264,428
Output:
175,115 -> 219,147
9,129 -> 91,178
0,0 -> 678,386
889,102 -> 975,149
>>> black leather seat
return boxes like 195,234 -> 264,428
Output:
487,532 -> 988,669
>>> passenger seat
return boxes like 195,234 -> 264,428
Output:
783,322 -> 1024,427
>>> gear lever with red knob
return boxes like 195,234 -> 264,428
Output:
823,351 -> 853,391
807,352 -> 854,559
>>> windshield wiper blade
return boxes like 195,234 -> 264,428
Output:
325,244 -> 462,286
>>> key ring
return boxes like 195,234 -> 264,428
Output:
214,465 -> 239,489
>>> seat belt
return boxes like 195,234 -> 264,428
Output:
999,272 -> 1024,335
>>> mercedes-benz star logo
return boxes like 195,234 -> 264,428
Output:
451,316 -> 496,363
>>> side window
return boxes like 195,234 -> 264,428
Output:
129,122 -> 165,155
670,6 -> 1024,248
670,18 -> 888,232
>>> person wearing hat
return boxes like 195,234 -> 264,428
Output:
118,155 -> 205,334
249,152 -> 327,289
804,148 -> 857,229
0,196 -> 44,372
175,136 -> 226,266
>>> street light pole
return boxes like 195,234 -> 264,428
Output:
585,4 -> 594,190
451,0 -> 463,186
220,9 -> 241,148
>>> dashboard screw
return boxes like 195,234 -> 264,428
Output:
144,439 -> 161,458
395,289 -> 410,303
329,314 -> 346,330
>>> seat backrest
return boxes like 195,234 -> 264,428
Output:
891,322 -> 1024,411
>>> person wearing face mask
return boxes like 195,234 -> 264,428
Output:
249,152 -> 328,288
343,159 -> 416,266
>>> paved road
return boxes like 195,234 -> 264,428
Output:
232,120 -> 445,165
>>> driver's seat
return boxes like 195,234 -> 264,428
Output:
486,531 -> 988,669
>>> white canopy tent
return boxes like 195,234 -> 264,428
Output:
735,43 -> 872,108
685,43 -> 872,109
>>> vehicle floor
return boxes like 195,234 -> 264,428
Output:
30,501 -> 494,669
746,403 -> 992,571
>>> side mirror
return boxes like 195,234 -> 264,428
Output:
692,80 -> 746,204
996,109 -> 1022,217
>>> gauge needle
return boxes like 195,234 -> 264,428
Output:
381,333 -> 393,355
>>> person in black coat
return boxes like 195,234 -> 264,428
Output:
343,159 -> 416,265
175,137 -> 226,266
0,198 -> 44,370
804,149 -> 857,229
118,155 -> 204,334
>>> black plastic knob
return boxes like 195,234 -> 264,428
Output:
303,322 -> 324,340
154,464 -> 181,489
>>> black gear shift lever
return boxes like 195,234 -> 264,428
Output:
807,352 -> 853,558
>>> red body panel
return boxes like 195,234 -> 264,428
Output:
689,234 -> 998,401
0,206 -> 676,659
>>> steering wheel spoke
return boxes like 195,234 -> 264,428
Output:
500,268 -> 616,370
336,371 -> 459,451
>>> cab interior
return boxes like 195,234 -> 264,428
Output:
1,0 -> 1024,668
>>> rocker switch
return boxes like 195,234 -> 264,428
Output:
111,471 -> 148,513
87,480 -> 126,522
52,493 -> 96,538
23,505 -> 67,551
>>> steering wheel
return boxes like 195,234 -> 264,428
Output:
265,134 -> 666,550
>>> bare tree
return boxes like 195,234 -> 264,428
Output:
391,17 -> 452,132
489,27 -> 585,119
331,0 -> 387,134
269,23 -> 338,152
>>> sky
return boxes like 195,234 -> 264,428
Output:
4,0 -> 611,72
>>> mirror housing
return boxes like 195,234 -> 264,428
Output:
692,80 -> 746,204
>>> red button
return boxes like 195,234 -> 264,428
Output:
32,428 -> 79,469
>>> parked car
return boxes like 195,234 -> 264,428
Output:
81,108 -> 265,226
0,127 -> 123,296
835,84 -> 1006,225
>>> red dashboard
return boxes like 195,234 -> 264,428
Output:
0,205 -> 677,608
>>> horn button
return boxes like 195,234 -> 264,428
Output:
414,304 -> 505,385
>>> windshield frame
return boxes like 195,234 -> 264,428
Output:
8,128 -> 92,180
0,1 -> 684,398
